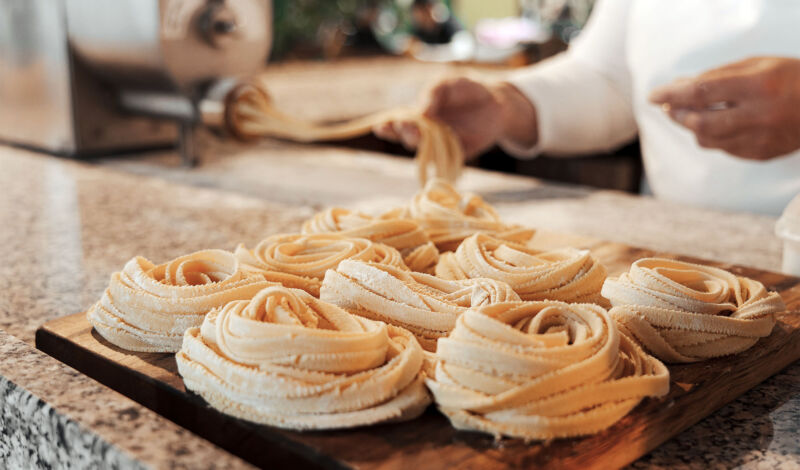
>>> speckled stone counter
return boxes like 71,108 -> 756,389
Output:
2,141 -> 798,469
0,148 -> 307,469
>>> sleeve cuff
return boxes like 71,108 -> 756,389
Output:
503,55 -> 573,158
497,133 -> 545,159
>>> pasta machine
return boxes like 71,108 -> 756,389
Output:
0,0 -> 272,166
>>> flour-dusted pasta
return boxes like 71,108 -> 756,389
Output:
235,233 -> 407,296
176,286 -> 430,430
602,258 -> 785,363
426,301 -> 669,439
435,233 -> 606,304
321,259 -> 520,351
302,207 -> 439,273
88,249 -> 273,352
384,179 -> 535,252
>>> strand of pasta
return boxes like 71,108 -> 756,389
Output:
176,286 -> 430,430
602,258 -> 785,363
228,82 -> 464,185
425,301 -> 669,440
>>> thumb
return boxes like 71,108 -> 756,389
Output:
424,83 -> 449,120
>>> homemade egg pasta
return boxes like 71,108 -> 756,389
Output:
84,158 -> 790,441
425,301 -> 670,440
87,249 -> 273,352
384,179 -> 535,252
435,233 -> 607,304
320,259 -> 520,351
301,207 -> 439,273
229,82 -> 464,185
235,233 -> 407,296
176,286 -> 430,430
602,258 -> 785,363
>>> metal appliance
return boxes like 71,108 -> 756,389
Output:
0,0 -> 272,165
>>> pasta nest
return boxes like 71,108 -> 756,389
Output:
383,179 -> 534,252
301,207 -> 439,273
602,258 -> 785,363
176,285 -> 430,430
435,233 -> 607,304
235,233 -> 407,296
320,259 -> 520,351
87,249 -> 273,352
426,301 -> 669,440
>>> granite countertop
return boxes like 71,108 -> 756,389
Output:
1,138 -> 799,469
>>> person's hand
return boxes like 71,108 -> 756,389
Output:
373,77 -> 538,160
650,57 -> 800,161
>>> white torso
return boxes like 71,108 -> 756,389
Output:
507,0 -> 800,215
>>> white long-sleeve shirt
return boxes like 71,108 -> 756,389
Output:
504,0 -> 800,215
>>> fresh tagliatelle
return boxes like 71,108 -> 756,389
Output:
301,207 -> 440,273
320,259 -> 520,351
87,249 -> 274,352
228,82 -> 464,185
234,233 -> 408,296
426,301 -> 670,440
435,233 -> 607,304
602,258 -> 785,363
176,286 -> 431,430
383,179 -> 535,252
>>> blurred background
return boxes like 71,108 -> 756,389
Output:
270,0 -> 591,62
1,0 -> 643,192
265,0 -> 641,193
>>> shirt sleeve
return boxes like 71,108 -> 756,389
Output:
499,0 -> 638,158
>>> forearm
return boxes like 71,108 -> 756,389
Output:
496,0 -> 637,158
502,54 -> 638,157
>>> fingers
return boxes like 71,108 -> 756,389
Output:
396,121 -> 421,149
669,103 -> 774,158
424,77 -> 490,119
655,57 -> 800,160
692,131 -> 772,160
668,104 -> 759,139
650,74 -> 752,109
372,122 -> 398,141
648,55 -> 770,109
415,76 -> 506,159
372,120 -> 421,149
695,130 -> 798,161
425,82 -> 449,119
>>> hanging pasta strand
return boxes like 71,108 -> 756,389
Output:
226,80 -> 465,185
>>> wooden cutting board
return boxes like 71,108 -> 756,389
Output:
35,233 -> 800,470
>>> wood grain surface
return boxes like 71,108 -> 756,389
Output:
35,232 -> 800,470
